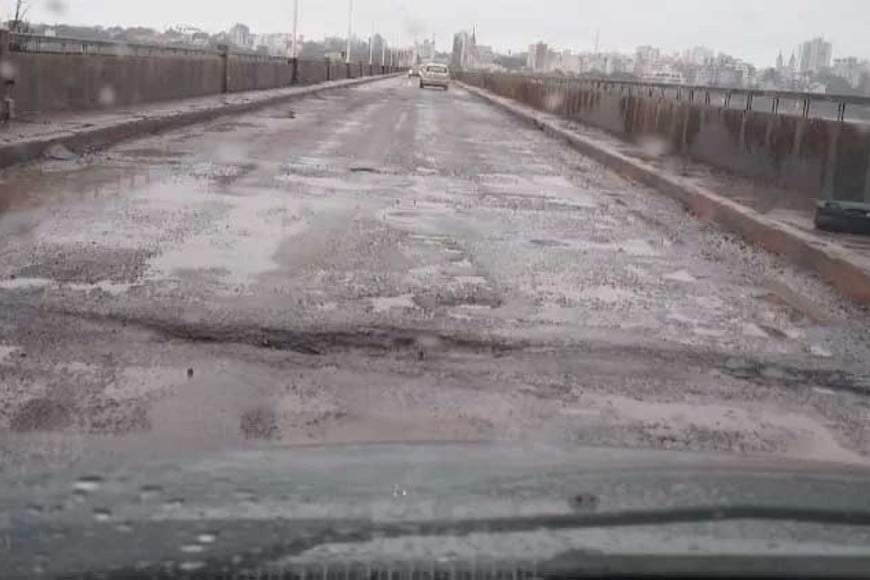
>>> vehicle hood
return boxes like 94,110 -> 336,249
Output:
3,443 -> 870,577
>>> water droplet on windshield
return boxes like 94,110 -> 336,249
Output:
0,60 -> 17,81
179,561 -> 205,572
98,85 -> 117,108
93,508 -> 112,522
26,504 -> 44,516
233,489 -> 256,502
163,498 -> 185,511
138,484 -> 164,502
116,522 -> 134,534
180,544 -> 205,554
196,533 -> 217,544
73,476 -> 103,493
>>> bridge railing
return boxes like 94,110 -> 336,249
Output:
8,32 -> 222,58
456,70 -> 870,204
0,31 -> 400,117
460,71 -> 870,124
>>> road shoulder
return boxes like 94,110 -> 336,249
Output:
457,81 -> 870,306
0,74 -> 400,171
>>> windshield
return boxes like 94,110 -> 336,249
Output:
1,0 -> 870,576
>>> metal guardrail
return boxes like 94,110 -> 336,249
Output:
469,72 -> 870,123
8,32 -> 222,58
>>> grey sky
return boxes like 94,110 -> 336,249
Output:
10,0 -> 870,67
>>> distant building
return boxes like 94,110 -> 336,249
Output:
475,45 -> 496,68
416,39 -> 436,64
634,45 -> 661,75
833,56 -> 868,88
527,42 -> 549,73
683,46 -> 713,66
798,37 -> 832,73
255,33 -> 293,57
452,30 -> 476,70
228,23 -> 253,49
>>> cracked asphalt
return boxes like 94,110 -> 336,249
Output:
1,77 -> 869,470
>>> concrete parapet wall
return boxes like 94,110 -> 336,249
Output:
0,33 -> 396,117
459,72 -> 870,204
9,51 -> 225,113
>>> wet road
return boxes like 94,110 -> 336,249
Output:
1,77 -> 869,469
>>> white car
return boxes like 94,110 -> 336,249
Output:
419,63 -> 450,90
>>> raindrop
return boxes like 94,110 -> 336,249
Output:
116,522 -> 134,534
138,484 -> 164,501
163,498 -> 185,511
233,489 -> 256,502
180,544 -> 205,554
179,561 -> 205,572
73,476 -> 103,493
31,564 -> 45,575
98,85 -> 117,108
196,533 -> 217,544
26,504 -> 44,516
0,60 -> 16,81
93,508 -> 112,522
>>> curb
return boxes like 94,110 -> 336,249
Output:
0,74 -> 401,171
458,81 -> 870,306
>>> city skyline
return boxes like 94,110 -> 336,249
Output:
8,0 -> 870,69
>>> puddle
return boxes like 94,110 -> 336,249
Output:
0,345 -> 19,364
809,345 -> 834,358
120,148 -> 185,159
663,270 -> 697,283
0,278 -> 133,296
581,286 -> 637,304
575,393 -> 865,464
529,239 -> 569,248
451,275 -> 489,286
370,294 -> 416,313
148,194 -> 310,287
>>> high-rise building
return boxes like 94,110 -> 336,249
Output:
228,23 -> 253,49
798,37 -> 832,73
634,45 -> 661,75
452,31 -> 476,70
833,57 -> 869,88
683,46 -> 713,65
527,42 -> 549,73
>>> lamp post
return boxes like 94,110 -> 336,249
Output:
346,0 -> 353,64
291,0 -> 299,58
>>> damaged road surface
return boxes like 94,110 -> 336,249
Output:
1,77 -> 870,470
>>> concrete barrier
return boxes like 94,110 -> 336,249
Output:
458,72 -> 870,207
1,33 -> 398,117
0,73 -> 402,170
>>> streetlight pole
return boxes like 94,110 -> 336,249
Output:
291,0 -> 299,58
346,0 -> 353,64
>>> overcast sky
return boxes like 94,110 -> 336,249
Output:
8,0 -> 870,67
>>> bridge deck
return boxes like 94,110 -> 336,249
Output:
0,77 -> 868,469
